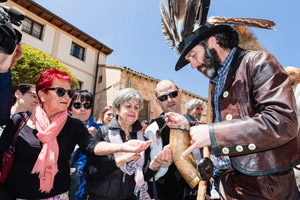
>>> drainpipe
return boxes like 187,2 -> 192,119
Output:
91,45 -> 104,115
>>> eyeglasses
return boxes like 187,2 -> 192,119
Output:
45,87 -> 74,98
157,90 -> 179,102
73,102 -> 92,110
26,91 -> 38,99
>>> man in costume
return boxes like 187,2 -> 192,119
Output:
145,79 -> 201,200
161,0 -> 300,199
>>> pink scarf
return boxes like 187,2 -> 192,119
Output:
32,104 -> 68,193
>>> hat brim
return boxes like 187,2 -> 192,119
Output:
175,25 -> 238,71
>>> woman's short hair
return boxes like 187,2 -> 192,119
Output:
36,68 -> 72,99
113,88 -> 143,111
12,83 -> 36,105
99,106 -> 113,123
68,89 -> 94,111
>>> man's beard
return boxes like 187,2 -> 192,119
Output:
197,48 -> 222,79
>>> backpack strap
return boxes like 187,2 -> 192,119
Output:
95,125 -> 109,141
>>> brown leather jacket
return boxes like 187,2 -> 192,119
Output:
209,48 -> 300,176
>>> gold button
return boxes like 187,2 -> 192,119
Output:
222,147 -> 229,154
236,145 -> 243,152
248,144 -> 256,150
226,114 -> 232,121
223,91 -> 229,98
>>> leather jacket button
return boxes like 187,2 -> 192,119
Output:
223,91 -> 229,98
225,114 -> 232,121
222,147 -> 229,154
236,145 -> 243,152
248,144 -> 256,150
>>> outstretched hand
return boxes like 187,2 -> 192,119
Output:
165,112 -> 189,126
149,144 -> 173,170
121,140 -> 152,153
115,152 -> 141,167
182,125 -> 211,156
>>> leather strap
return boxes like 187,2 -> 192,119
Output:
11,112 -> 30,149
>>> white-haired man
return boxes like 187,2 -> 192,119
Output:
185,99 -> 203,122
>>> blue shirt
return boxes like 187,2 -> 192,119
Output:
210,47 -> 236,170
74,115 -> 102,200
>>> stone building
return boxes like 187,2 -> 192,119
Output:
94,65 -> 207,123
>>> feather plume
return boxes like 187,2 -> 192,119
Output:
160,0 -> 210,51
197,0 -> 210,28
160,0 -> 178,48
183,0 -> 201,35
160,0 -> 276,53
208,16 -> 276,30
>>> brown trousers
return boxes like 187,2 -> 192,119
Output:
219,168 -> 298,200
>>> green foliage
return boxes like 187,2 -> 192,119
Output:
11,45 -> 79,89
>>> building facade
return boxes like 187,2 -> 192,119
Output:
6,0 -> 113,92
94,65 -> 207,123
5,0 -> 207,123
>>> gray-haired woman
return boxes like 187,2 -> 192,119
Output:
85,88 -> 154,199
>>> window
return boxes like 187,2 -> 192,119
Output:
77,80 -> 83,89
138,100 -> 150,122
21,17 -> 43,39
70,42 -> 85,60
98,75 -> 103,84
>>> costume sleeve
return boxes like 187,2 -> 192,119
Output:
210,51 -> 299,157
0,70 -> 12,126
84,128 -> 118,181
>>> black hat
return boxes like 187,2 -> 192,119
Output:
175,24 -> 238,71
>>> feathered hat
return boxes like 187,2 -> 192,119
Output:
160,0 -> 276,71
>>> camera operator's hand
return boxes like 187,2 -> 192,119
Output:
0,44 -> 23,73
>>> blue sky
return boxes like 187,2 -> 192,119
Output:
34,0 -> 300,98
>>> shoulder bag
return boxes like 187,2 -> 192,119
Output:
0,112 -> 30,183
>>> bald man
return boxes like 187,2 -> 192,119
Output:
144,79 -> 200,200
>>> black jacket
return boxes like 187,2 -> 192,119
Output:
145,113 -> 194,200
84,116 -> 151,200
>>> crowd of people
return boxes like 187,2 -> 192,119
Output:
1,1 -> 300,200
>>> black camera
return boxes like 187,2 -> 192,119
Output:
0,1 -> 24,55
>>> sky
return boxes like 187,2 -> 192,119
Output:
33,0 -> 300,98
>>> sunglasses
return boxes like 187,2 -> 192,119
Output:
45,87 -> 74,98
157,90 -> 179,102
73,102 -> 92,110
26,91 -> 38,99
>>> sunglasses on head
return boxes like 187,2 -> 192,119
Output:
45,87 -> 74,98
157,90 -> 179,102
73,102 -> 92,110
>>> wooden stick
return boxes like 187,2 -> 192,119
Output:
197,82 -> 214,200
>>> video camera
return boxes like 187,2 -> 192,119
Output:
0,0 -> 24,55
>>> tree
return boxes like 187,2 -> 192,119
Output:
11,45 -> 79,89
